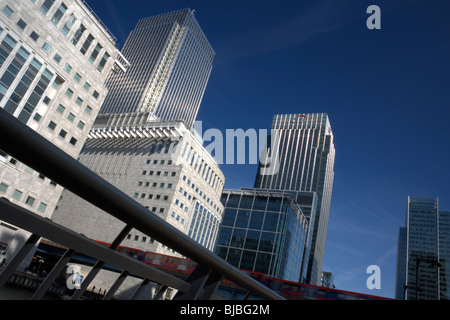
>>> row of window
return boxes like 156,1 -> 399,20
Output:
180,141 -> 223,193
181,175 -> 222,215
0,181 -> 48,213
27,0 -> 111,72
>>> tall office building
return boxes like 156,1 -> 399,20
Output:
0,0 -> 127,267
254,113 -> 335,285
99,8 -> 214,129
396,197 -> 450,300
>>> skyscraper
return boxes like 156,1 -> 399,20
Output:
99,9 -> 214,129
396,197 -> 450,300
0,0 -> 127,268
254,113 -> 335,285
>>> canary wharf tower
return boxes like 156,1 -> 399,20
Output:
99,9 -> 214,128
254,113 -> 335,285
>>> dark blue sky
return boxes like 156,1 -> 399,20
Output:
86,0 -> 450,298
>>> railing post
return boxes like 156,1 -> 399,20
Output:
130,278 -> 150,300
32,248 -> 76,300
103,270 -> 129,300
173,265 -> 220,300
0,233 -> 40,287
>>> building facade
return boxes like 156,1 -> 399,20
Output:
254,113 -> 335,285
0,0 -> 126,266
99,8 -> 214,129
215,189 -> 315,282
52,113 -> 225,256
396,197 -> 450,300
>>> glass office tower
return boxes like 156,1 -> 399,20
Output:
254,113 -> 335,285
396,197 -> 450,300
99,9 -> 214,129
215,189 -> 314,282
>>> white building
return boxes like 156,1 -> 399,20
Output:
0,0 -> 128,265
52,112 -> 225,256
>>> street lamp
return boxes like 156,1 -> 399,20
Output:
412,255 -> 442,300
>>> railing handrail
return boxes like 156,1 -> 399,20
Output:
0,108 -> 284,300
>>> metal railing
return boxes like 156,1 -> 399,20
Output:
0,108 -> 284,300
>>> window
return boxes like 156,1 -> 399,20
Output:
30,31 -> 39,41
2,6 -> 13,17
56,104 -> 65,114
53,53 -> 62,63
67,113 -> 75,122
97,52 -> 110,72
40,0 -> 55,15
71,24 -> 86,46
74,73 -> 81,82
33,113 -> 41,122
37,202 -> 47,213
65,88 -> 73,97
25,196 -> 35,206
80,34 -> 94,55
59,129 -> 67,139
12,189 -> 22,200
42,42 -> 51,53
75,97 -> 83,106
77,121 -> 85,130
48,121 -> 56,130
64,63 -> 72,73
69,137 -> 77,146
61,14 -> 76,36
83,82 -> 91,91
85,105 -> 92,114
0,182 -> 8,193
51,3 -> 67,25
17,19 -> 27,30
92,90 -> 99,99
89,43 -> 102,63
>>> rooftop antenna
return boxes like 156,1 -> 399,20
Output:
192,9 -> 196,15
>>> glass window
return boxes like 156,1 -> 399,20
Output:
97,52 -> 110,72
71,24 -> 86,46
42,42 -> 51,53
25,196 -> 35,206
63,63 -> 72,73
40,0 -> 55,15
83,82 -> 91,91
31,29 -> 40,41
67,113 -> 75,122
17,19 -> 27,30
53,53 -> 62,63
59,129 -> 67,138
12,189 -> 22,200
85,105 -> 92,114
77,121 -> 85,130
0,182 -> 8,193
80,34 -> 94,55
56,104 -> 65,114
92,90 -> 99,99
65,88 -> 73,97
74,73 -> 81,82
48,121 -> 56,130
2,6 -> 14,17
37,202 -> 47,213
61,14 -> 76,36
75,97 -> 83,106
51,3 -> 67,25
89,43 -> 102,63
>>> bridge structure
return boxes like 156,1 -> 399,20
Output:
0,108 -> 284,301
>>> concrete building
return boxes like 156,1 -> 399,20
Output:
52,113 -> 225,256
0,0 -> 127,266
